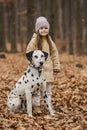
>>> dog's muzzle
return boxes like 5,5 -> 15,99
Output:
40,62 -> 43,66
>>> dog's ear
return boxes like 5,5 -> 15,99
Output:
26,51 -> 34,62
42,51 -> 48,60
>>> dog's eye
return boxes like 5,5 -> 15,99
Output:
41,55 -> 44,58
34,55 -> 38,58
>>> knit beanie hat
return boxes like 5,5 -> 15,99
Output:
35,16 -> 50,32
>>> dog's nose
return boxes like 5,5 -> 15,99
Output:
40,62 -> 43,65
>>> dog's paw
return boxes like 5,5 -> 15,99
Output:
51,112 -> 55,116
51,113 -> 55,116
50,111 -> 55,116
28,114 -> 33,117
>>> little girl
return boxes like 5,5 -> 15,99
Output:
26,16 -> 60,113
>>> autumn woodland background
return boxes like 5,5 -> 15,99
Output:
0,0 -> 87,130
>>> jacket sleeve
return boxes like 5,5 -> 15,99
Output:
49,36 -> 60,70
26,33 -> 37,53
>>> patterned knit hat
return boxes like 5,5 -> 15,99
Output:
35,16 -> 50,32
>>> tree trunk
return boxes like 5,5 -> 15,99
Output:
9,2 -> 16,52
63,0 -> 73,54
15,0 -> 27,52
0,2 -> 6,51
80,0 -> 87,54
58,0 -> 63,40
27,0 -> 35,42
76,0 -> 84,55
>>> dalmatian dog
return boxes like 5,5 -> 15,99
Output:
7,50 -> 54,117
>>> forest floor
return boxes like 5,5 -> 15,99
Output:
0,53 -> 87,130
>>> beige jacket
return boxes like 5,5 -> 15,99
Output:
26,33 -> 60,82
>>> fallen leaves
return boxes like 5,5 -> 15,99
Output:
0,53 -> 87,130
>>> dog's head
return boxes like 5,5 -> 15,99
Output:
26,50 -> 48,68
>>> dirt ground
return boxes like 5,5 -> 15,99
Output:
0,53 -> 87,130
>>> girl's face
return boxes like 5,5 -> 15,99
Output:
38,27 -> 49,36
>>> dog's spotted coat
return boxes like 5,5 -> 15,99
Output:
7,50 -> 54,117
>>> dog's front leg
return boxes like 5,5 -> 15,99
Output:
43,90 -> 54,116
42,82 -> 54,116
25,90 -> 33,117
